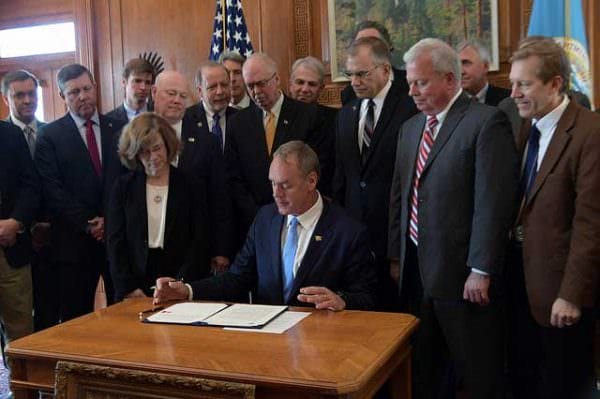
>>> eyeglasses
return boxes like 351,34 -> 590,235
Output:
246,73 -> 276,91
343,65 -> 380,80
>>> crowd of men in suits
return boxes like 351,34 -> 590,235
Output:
0,19 -> 598,399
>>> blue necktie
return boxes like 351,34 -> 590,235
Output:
282,217 -> 299,301
520,124 -> 541,201
212,113 -> 224,151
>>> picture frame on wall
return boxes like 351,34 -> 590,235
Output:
328,0 -> 499,81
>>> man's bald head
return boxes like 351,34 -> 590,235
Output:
152,70 -> 190,124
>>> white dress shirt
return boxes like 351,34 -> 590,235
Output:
280,193 -> 323,277
69,110 -> 102,162
357,79 -> 392,152
530,95 -> 569,171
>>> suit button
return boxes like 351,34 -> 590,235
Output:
360,181 -> 366,188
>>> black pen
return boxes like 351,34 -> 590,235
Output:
138,306 -> 165,319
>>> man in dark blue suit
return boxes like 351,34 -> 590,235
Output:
153,70 -> 234,272
105,58 -> 155,129
35,64 -> 121,322
0,120 -> 39,354
1,69 -> 56,331
334,36 -> 417,310
225,53 -> 333,242
154,141 -> 376,311
456,40 -> 511,106
185,61 -> 238,153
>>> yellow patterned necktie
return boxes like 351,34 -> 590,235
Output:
264,111 -> 276,155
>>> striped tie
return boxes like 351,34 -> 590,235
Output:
361,99 -> 375,164
409,115 -> 438,245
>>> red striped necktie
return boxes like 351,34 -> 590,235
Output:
408,115 -> 438,245
85,119 -> 102,177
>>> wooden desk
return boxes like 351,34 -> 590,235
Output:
7,299 -> 418,398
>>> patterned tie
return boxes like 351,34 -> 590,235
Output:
362,99 -> 375,163
264,111 -> 276,155
409,115 -> 438,245
212,113 -> 224,151
23,126 -> 36,157
520,124 -> 541,201
85,119 -> 102,177
282,216 -> 299,301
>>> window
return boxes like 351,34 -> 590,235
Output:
0,22 -> 76,58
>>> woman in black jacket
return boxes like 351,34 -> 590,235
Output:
107,113 -> 210,301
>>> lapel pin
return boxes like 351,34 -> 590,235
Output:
352,106 -> 357,111
283,119 -> 289,125
108,122 -> 113,128
188,137 -> 195,143
197,122 -> 203,127
314,235 -> 322,241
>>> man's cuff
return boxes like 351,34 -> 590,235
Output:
471,268 -> 489,276
185,283 -> 194,300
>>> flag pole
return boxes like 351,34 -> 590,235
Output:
221,0 -> 227,53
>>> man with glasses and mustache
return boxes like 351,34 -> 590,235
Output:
333,36 -> 416,311
224,53 -> 333,245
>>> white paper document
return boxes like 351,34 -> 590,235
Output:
225,311 -> 311,334
145,302 -> 228,324
143,302 -> 288,328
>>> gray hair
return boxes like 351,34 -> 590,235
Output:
347,36 -> 391,66
456,39 -> 491,64
1,69 -> 39,95
219,50 -> 246,65
272,140 -> 320,178
244,53 -> 279,75
291,56 -> 325,84
404,38 -> 461,86
195,60 -> 229,88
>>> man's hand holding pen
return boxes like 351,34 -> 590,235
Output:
153,277 -> 189,305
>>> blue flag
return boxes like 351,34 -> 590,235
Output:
209,0 -> 254,61
528,0 -> 592,104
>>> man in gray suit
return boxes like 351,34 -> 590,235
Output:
388,38 -> 518,399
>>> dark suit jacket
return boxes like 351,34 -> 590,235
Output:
105,103 -> 154,131
105,104 -> 129,131
107,167 -> 210,300
340,67 -> 408,105
515,101 -> 600,326
0,121 -> 40,267
316,104 -> 338,196
34,113 -> 122,263
224,95 -> 333,228
333,80 -> 417,263
190,200 -> 377,310
388,93 -> 519,299
484,84 -> 511,106
179,104 -> 235,258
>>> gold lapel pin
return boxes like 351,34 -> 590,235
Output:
314,235 -> 323,241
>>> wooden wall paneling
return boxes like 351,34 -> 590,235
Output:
255,0 -> 295,90
90,0 -> 120,113
0,0 -> 72,29
73,0 -> 95,75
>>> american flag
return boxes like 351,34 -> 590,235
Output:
209,0 -> 254,61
